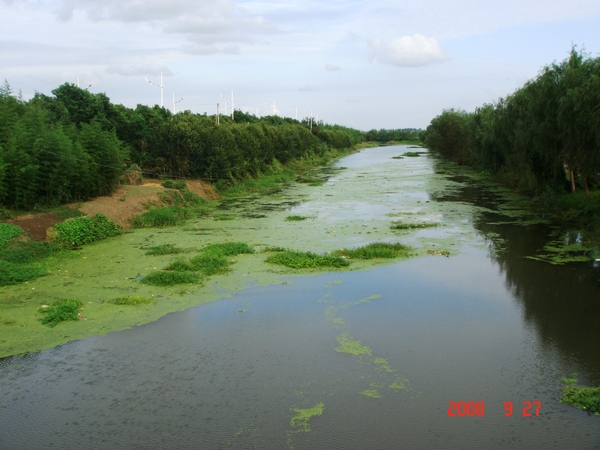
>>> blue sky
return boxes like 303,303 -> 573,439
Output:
2,0 -> 599,130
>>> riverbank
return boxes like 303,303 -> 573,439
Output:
0,144 -> 417,358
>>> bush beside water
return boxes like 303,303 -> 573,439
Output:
49,214 -> 122,247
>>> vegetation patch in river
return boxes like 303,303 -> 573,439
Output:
525,231 -> 596,265
38,298 -> 83,327
203,242 -> 255,256
360,389 -> 382,398
141,270 -> 202,286
289,402 -> 325,432
266,250 -> 350,269
285,215 -> 312,221
109,295 -> 154,306
144,244 -> 186,255
335,333 -> 372,356
391,221 -> 440,230
333,242 -> 412,259
560,375 -> 600,415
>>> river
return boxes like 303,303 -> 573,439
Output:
1,145 -> 599,449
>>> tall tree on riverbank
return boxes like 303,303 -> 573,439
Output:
423,47 -> 600,195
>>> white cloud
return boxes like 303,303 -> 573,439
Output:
325,64 -> 341,71
368,34 -> 450,67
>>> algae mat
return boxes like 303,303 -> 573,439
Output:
0,145 -> 539,357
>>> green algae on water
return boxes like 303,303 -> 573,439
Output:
335,333 -> 372,356
360,389 -> 382,398
290,402 -> 324,432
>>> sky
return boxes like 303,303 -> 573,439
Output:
1,0 -> 599,131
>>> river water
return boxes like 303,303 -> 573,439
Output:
1,146 -> 599,449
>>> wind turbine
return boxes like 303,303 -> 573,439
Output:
172,92 -> 184,113
145,71 -> 165,107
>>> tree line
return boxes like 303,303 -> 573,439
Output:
422,47 -> 600,195
0,81 -> 369,210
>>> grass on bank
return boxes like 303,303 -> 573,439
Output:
560,376 -> 600,415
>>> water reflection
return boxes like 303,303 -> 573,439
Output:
430,160 -> 600,384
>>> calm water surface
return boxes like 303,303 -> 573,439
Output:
1,146 -> 599,449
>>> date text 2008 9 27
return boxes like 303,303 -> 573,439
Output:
447,401 -> 541,417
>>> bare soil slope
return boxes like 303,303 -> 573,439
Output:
7,180 -> 218,240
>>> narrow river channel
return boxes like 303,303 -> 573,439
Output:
1,145 -> 599,449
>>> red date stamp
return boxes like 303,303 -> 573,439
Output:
447,401 -> 541,417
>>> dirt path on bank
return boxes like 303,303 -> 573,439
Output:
6,180 -> 219,240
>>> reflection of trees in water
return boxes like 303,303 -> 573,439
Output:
430,162 -> 600,383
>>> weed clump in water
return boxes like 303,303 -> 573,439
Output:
141,271 -> 202,286
266,250 -> 349,269
110,296 -> 154,306
145,244 -> 185,256
203,242 -> 254,256
189,254 -> 231,276
290,402 -> 325,432
560,375 -> 600,415
285,215 -> 311,221
38,299 -> 83,327
391,221 -> 440,230
333,242 -> 412,259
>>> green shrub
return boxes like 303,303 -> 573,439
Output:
110,296 -> 154,305
0,260 -> 47,285
50,214 -> 122,247
132,206 -> 193,227
333,242 -> 412,259
162,179 -> 187,190
141,270 -> 202,286
38,299 -> 83,327
265,250 -> 350,269
145,244 -> 185,256
164,258 -> 196,272
0,223 -> 24,249
203,242 -> 255,256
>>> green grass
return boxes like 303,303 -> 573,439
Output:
265,250 -> 350,269
141,270 -> 202,286
403,151 -> 427,157
145,244 -> 185,256
110,296 -> 154,306
560,376 -> 600,415
0,260 -> 48,285
391,221 -> 440,230
333,242 -> 412,259
132,206 -> 194,227
38,299 -> 83,327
